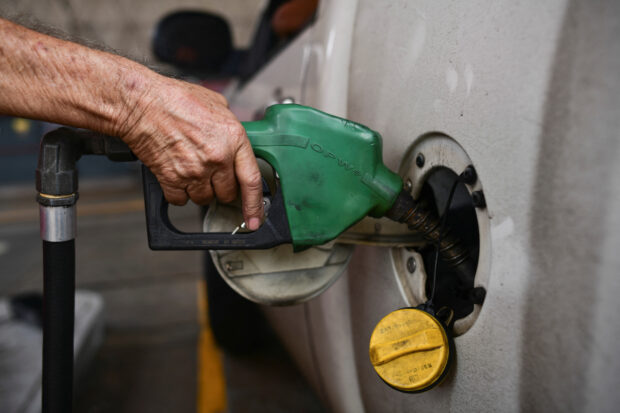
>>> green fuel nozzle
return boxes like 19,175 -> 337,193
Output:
143,104 -> 410,251
141,104 -> 478,310
243,104 -> 403,250
143,104 -> 474,277
142,104 -> 402,251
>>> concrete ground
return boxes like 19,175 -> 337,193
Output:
0,179 -> 325,413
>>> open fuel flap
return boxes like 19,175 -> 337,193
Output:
204,159 -> 355,305
204,203 -> 354,305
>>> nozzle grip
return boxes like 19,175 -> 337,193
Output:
141,165 -> 291,250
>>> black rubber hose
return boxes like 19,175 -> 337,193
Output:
385,190 -> 476,286
42,240 -> 75,413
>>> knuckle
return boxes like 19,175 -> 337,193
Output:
218,191 -> 237,204
187,185 -> 213,206
184,164 -> 204,180
242,170 -> 263,190
157,169 -> 186,191
243,201 -> 263,216
228,122 -> 246,140
212,173 -> 237,204
209,148 -> 228,165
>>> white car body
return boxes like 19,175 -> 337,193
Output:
228,1 -> 620,411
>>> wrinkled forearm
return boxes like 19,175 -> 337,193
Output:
0,17 -> 152,135
0,18 -> 264,222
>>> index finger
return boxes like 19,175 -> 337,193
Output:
234,141 -> 264,230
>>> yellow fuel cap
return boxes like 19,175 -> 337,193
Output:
369,308 -> 453,392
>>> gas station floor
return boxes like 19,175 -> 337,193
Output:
0,179 -> 325,413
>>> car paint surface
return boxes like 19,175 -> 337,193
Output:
229,0 -> 620,411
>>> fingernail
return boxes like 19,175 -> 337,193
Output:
248,217 -> 260,231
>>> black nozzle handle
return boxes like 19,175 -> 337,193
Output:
141,165 -> 292,250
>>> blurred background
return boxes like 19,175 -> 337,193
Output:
0,1 -> 323,412
1,0 -> 262,59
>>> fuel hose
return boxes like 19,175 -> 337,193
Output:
41,238 -> 75,413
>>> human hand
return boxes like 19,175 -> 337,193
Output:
0,18 -> 262,230
119,74 -> 264,230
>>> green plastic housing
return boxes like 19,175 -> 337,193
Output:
243,104 -> 402,250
